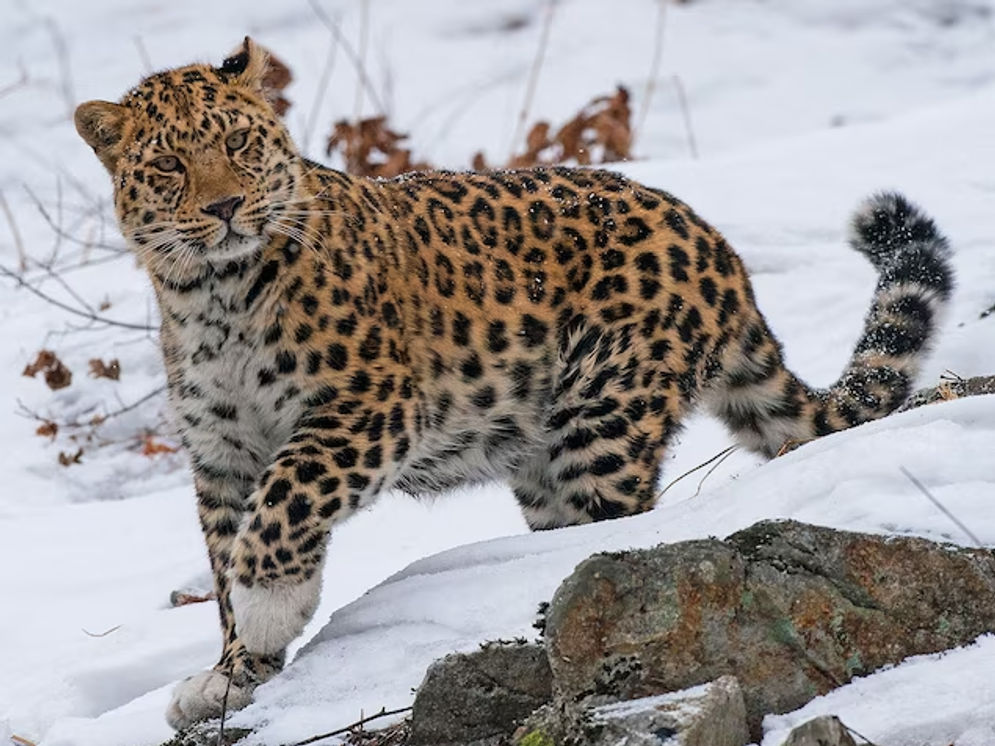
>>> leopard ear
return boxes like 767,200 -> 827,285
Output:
219,37 -> 269,91
219,37 -> 291,114
74,101 -> 129,172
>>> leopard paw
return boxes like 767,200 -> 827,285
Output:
165,669 -> 254,730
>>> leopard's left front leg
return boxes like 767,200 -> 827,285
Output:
229,400 -> 407,655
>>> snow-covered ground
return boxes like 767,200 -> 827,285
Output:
2,1 -> 995,744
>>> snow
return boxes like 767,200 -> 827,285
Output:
2,1 -> 995,745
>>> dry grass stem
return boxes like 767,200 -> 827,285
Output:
0,189 -> 27,271
672,74 -> 698,159
289,706 -> 413,746
508,0 -> 557,161
635,0 -> 669,150
658,445 -> 739,499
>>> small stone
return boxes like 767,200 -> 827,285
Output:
780,716 -> 856,746
587,675 -> 749,746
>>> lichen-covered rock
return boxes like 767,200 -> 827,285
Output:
410,641 -> 553,746
545,520 -> 995,739
780,715 -> 856,746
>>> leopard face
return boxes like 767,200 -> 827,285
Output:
76,39 -> 301,276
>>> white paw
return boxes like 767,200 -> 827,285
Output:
230,572 -> 322,655
165,669 -> 254,730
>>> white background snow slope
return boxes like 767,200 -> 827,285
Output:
1,1 -> 995,745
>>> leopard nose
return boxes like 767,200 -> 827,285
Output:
202,195 -> 245,222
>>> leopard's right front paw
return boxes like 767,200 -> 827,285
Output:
165,669 -> 255,730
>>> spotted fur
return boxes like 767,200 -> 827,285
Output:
74,39 -> 954,729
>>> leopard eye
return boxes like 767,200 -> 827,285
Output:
151,155 -> 182,173
225,129 -> 249,153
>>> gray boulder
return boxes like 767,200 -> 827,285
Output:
410,641 -> 553,746
544,520 -> 995,739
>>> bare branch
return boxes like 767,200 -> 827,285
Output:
307,0 -> 386,116
0,59 -> 29,100
658,445 -> 739,499
0,263 -> 156,331
287,706 -> 413,746
23,184 -> 128,256
0,189 -> 27,271
17,385 -> 166,430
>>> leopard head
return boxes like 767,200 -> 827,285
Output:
75,38 -> 302,273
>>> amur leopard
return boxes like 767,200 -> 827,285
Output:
74,38 -> 954,729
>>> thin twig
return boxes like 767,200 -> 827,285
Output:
307,0 -> 386,116
694,445 -> 738,497
288,706 -> 413,746
17,385 -> 166,430
1,264 -> 156,331
23,184 -> 128,255
0,189 -> 27,271
11,735 -> 38,746
841,720 -> 881,746
635,0 -> 669,150
133,35 -> 153,74
217,676 -> 233,746
900,466 -> 982,547
508,0 -> 557,161
353,0 -> 370,125
0,59 -> 29,99
303,16 -> 341,155
658,445 -> 739,499
32,258 -> 97,314
672,74 -> 698,159
82,625 -> 121,637
44,17 -> 75,119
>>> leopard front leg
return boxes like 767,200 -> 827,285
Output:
230,404 -> 405,656
167,469 -> 285,730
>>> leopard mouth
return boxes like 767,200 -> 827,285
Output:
207,231 -> 263,262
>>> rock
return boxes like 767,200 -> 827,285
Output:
586,675 -> 748,746
410,641 -> 553,746
780,716 -> 856,746
544,520 -> 995,739
159,722 -> 250,746
515,676 -> 748,746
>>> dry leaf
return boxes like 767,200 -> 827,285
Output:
507,86 -> 632,168
23,349 -> 72,390
326,116 -> 432,178
141,434 -> 179,456
170,590 -> 217,607
35,421 -> 58,439
262,50 -> 293,116
88,358 -> 121,381
58,448 -> 83,466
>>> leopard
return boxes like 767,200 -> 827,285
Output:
74,38 -> 954,730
